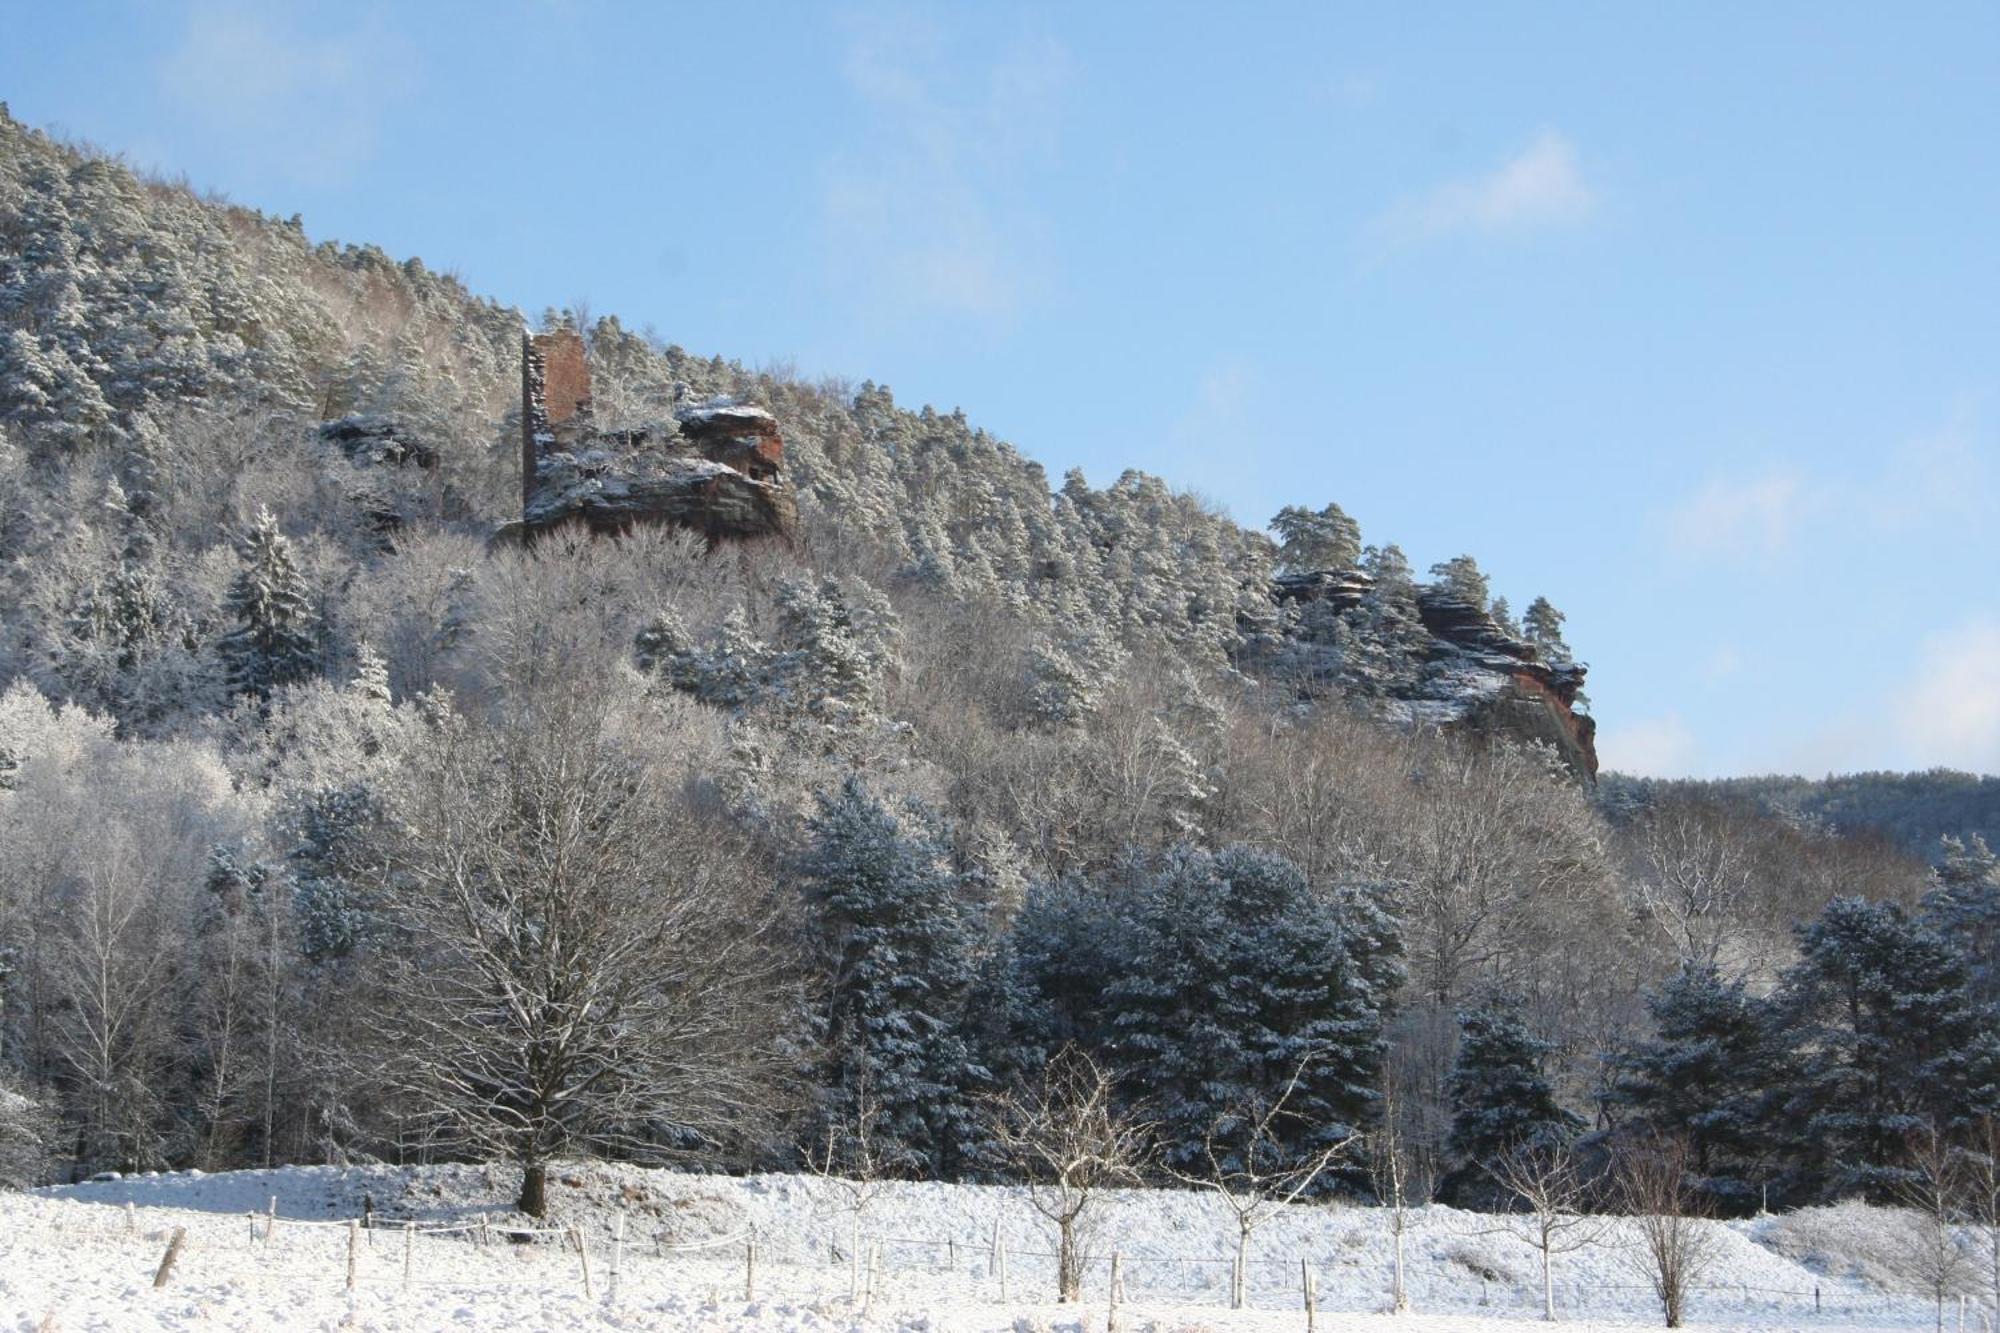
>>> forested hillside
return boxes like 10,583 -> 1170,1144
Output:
1,106 -> 1994,1221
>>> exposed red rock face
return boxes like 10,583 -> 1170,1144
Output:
678,402 -> 784,481
1267,571 -> 1598,781
503,329 -> 797,547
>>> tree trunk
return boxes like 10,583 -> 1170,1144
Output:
1541,1240 -> 1554,1321
1057,1218 -> 1079,1302
519,1160 -> 549,1218
1392,1210 -> 1408,1312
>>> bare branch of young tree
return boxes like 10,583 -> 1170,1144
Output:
1482,1139 -> 1607,1321
1166,1052 -> 1358,1309
1897,1122 -> 1978,1333
1367,1077 -> 1428,1314
1964,1115 -> 2000,1324
1616,1134 -> 1720,1329
988,1047 -> 1150,1302
802,1064 -> 915,1300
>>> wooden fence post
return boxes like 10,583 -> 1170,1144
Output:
247,1210 -> 258,1248
402,1221 -> 414,1291
267,1195 -> 278,1242
1108,1251 -> 1123,1330
574,1225 -> 594,1300
152,1227 -> 187,1289
345,1219 -> 360,1292
610,1214 -> 625,1303
1302,1258 -> 1316,1333
744,1232 -> 757,1301
997,1234 -> 1008,1303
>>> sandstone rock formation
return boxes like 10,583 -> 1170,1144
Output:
499,329 -> 797,545
1268,569 -> 1598,780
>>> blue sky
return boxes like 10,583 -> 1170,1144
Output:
7,2 -> 1999,778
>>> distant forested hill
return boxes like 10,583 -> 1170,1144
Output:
1601,768 -> 2000,862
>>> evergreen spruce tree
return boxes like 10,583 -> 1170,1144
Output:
1444,997 -> 1582,1202
1770,896 -> 2000,1200
218,507 -> 319,700
803,777 -> 986,1178
1604,964 -> 1777,1212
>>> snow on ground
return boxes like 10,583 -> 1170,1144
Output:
0,1162 -> 1976,1332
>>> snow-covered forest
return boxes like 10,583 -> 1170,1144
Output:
1,98 -> 1998,1318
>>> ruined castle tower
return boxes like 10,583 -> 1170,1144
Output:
520,328 -> 593,509
506,325 -> 797,546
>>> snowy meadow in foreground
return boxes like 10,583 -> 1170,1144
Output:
0,1162 -> 1972,1333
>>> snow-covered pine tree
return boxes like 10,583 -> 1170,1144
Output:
1769,895 -> 2000,1200
1101,846 -> 1400,1185
1212,847 -> 1402,1189
1427,555 -> 1490,607
803,777 -> 987,1178
218,508 -> 320,700
1341,544 -> 1429,697
1924,835 -> 2000,1011
1271,502 -> 1362,572
1523,597 -> 1572,663
1603,963 -> 1776,1212
1101,848 -> 1250,1171
1444,996 -> 1582,1203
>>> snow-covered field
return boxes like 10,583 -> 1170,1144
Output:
0,1162 -> 1978,1332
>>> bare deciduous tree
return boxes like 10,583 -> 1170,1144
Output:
369,679 -> 790,1216
1368,1078 -> 1429,1314
803,1065 -> 913,1299
1965,1116 -> 2000,1322
1626,800 -> 1752,968
1616,1135 -> 1720,1328
1483,1140 -> 1606,1321
989,1047 -> 1150,1302
1173,1054 -> 1356,1308
1167,1054 -> 1358,1309
1898,1123 -> 1978,1333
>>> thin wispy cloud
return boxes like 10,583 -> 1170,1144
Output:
1598,713 -> 1700,777
1371,129 -> 1598,247
1894,617 -> 2000,773
155,3 -> 416,189
1661,406 -> 1994,570
1663,467 -> 1808,563
821,6 -> 1072,325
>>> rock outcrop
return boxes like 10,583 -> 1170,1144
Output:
498,329 -> 797,546
1267,570 -> 1598,780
